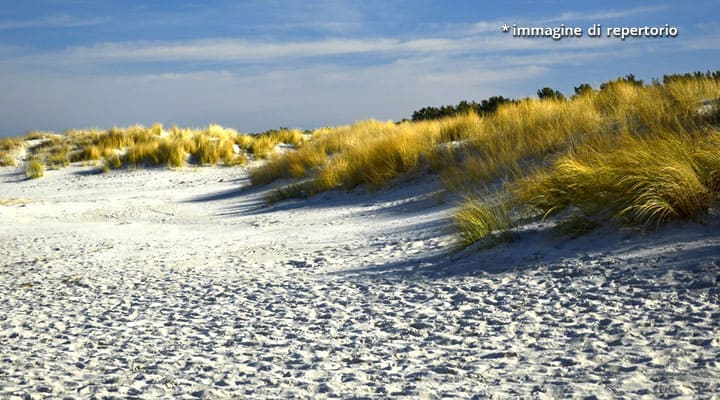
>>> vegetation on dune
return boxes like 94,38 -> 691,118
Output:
250,71 -> 720,245
0,153 -> 15,167
3,69 -> 719,248
0,137 -> 23,166
25,158 -> 45,179
2,123 -> 303,173
455,195 -> 518,247
463,76 -> 720,243
513,131 -> 719,226
250,113 -> 489,195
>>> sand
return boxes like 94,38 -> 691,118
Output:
1,163 -> 719,399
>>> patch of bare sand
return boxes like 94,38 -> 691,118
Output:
1,164 -> 718,398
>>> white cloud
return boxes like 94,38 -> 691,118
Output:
6,33 -> 623,69
0,14 -> 108,30
62,38 -> 402,61
545,6 -> 669,22
679,34 -> 720,50
263,20 -> 364,34
469,21 -> 504,34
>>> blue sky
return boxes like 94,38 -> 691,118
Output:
0,0 -> 718,136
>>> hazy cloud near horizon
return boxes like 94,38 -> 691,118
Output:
0,0 -> 717,136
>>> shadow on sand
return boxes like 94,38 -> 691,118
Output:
185,175 -> 720,284
186,175 -> 450,220
334,220 -> 720,287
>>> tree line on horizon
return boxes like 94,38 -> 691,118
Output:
410,70 -> 720,122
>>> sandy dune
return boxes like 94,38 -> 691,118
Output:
1,164 -> 719,398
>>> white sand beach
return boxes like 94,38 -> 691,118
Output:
1,163 -> 719,398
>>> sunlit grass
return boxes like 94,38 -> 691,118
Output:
455,196 -> 517,247
25,158 -> 45,179
47,142 -> 71,169
250,118 -> 469,192
249,74 -> 720,245
477,78 -> 720,243
157,138 -> 187,168
0,137 -> 23,166
5,123 -> 303,172
0,153 -> 15,166
514,129 -> 719,226
248,128 -> 304,159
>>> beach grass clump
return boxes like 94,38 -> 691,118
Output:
454,196 -> 517,247
273,128 -> 306,146
249,128 -> 306,159
195,135 -> 222,165
218,139 -> 236,165
0,137 -> 23,166
249,135 -> 279,159
224,151 -> 248,166
438,111 -> 483,142
694,131 -> 720,191
103,152 -> 123,171
234,134 -> 255,150
25,158 -> 45,179
47,143 -> 71,169
250,118 -> 453,193
0,137 -> 23,151
25,131 -> 54,140
151,123 -> 164,136
0,153 -> 15,166
514,130 -> 718,226
327,123 -> 429,189
72,145 -> 104,162
126,140 -> 161,167
250,144 -> 328,185
157,138 -> 188,168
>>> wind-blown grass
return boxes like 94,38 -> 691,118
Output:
455,196 -> 518,247
47,143 -> 71,169
514,129 -> 719,227
250,115 -> 482,194
249,74 -> 720,244
25,158 -> 45,179
0,137 -> 23,166
502,80 -> 720,239
5,123 -> 297,172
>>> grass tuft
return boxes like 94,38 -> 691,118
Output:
454,196 -> 518,247
514,131 -> 717,227
195,135 -> 221,165
157,138 -> 187,168
25,158 -> 45,179
0,137 -> 23,166
104,153 -> 123,170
